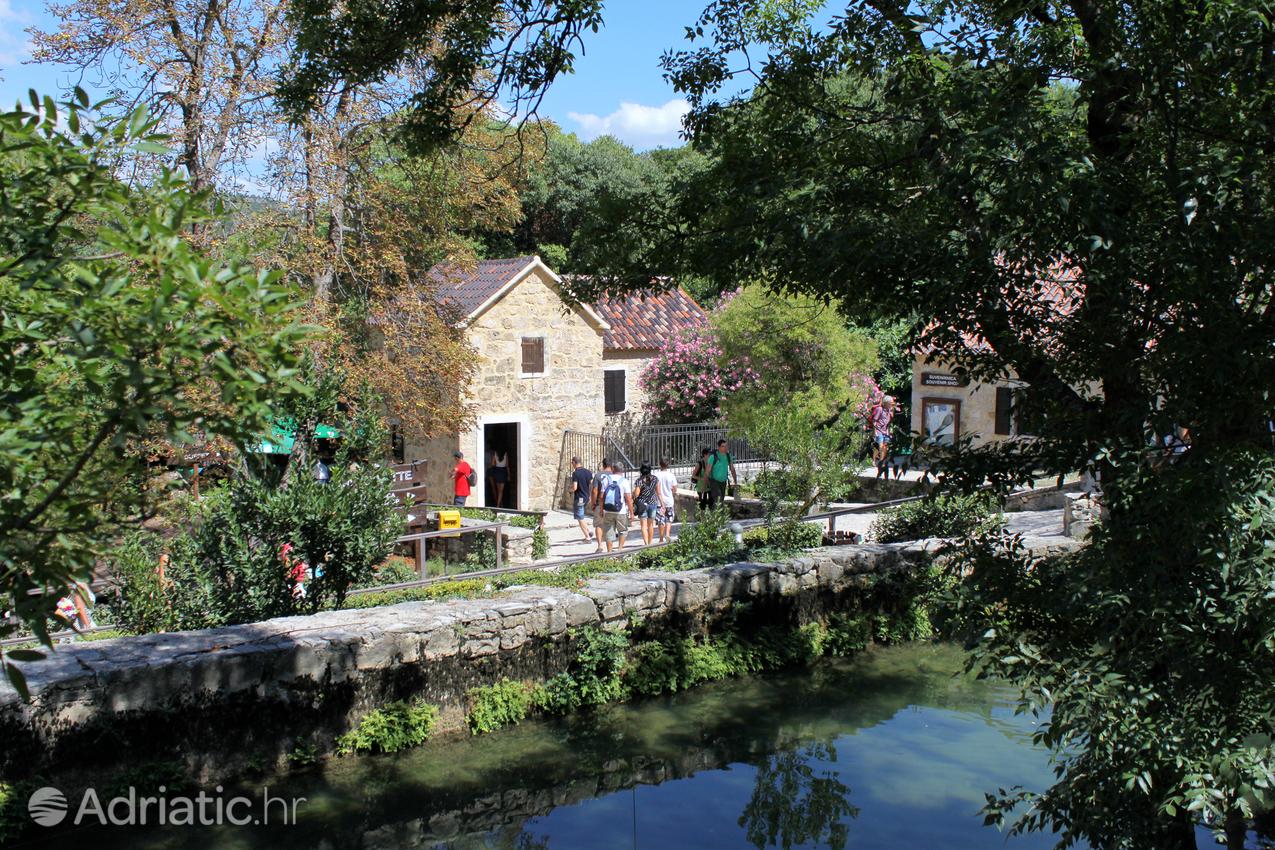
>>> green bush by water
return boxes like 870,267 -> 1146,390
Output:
0,782 -> 26,844
466,573 -> 942,736
467,679 -> 537,734
535,627 -> 629,715
336,699 -> 439,755
869,493 -> 1003,543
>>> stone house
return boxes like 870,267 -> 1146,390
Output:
402,256 -> 707,511
909,261 -> 1082,447
908,356 -> 1022,448
592,288 -> 709,426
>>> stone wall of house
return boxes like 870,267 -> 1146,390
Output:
910,354 -> 1011,448
468,267 -> 606,511
412,268 -> 608,511
602,349 -> 656,424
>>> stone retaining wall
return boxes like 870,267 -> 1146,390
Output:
0,536 -> 1074,785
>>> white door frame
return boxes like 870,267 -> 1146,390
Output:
473,413 -> 532,510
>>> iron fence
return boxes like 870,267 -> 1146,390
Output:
604,423 -> 765,469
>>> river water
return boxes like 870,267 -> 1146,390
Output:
20,644 -> 1084,850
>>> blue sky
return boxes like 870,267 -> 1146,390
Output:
0,0 -> 707,150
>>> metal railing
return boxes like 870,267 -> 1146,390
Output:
394,520 -> 508,579
604,423 -> 766,469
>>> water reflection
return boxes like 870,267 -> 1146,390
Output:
738,743 -> 855,850
15,644 -> 1064,850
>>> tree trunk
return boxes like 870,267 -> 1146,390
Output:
1226,808 -> 1248,848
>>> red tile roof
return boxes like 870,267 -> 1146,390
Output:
592,288 -> 709,351
425,257 -> 708,349
427,256 -> 537,319
923,259 -> 1085,356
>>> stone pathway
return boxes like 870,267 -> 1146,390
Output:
542,508 -> 681,559
537,503 -> 1068,563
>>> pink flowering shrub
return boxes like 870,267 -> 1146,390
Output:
639,327 -> 759,424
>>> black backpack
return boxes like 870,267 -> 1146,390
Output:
634,476 -> 653,512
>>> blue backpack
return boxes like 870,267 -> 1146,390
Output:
603,478 -> 623,511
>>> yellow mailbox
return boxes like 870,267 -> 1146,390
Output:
436,509 -> 462,538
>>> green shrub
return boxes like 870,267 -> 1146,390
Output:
626,640 -> 682,696
824,612 -> 872,655
629,507 -> 740,572
530,527 -> 550,560
339,579 -> 491,609
869,493 -> 1003,543
468,678 -> 537,734
537,627 -> 629,713
742,521 -> 824,551
626,636 -> 736,695
0,782 -> 28,844
362,557 -> 419,587
103,760 -> 192,800
104,529 -> 221,635
860,565 -> 943,644
336,698 -> 438,754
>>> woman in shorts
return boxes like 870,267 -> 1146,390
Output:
633,464 -> 659,546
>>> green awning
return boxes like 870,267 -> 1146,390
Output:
249,419 -> 341,455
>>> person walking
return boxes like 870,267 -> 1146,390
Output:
590,458 -> 613,553
488,449 -> 509,508
569,456 -> 593,543
598,460 -> 635,552
691,447 -> 713,512
452,451 -> 474,506
634,464 -> 658,546
869,396 -> 895,478
653,457 -> 678,543
708,439 -> 737,507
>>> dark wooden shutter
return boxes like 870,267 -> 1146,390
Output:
994,387 -> 1014,435
604,369 -> 626,414
521,337 -> 545,374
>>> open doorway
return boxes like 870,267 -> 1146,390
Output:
482,422 -> 519,509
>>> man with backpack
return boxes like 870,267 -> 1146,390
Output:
594,460 -> 635,552
589,458 -> 612,553
453,451 -> 475,506
707,439 -> 737,507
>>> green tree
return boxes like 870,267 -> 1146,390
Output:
508,130 -> 658,271
608,1 -> 1275,846
279,0 -> 605,154
713,285 -> 877,432
0,94 -> 307,694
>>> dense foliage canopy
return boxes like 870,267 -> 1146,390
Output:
590,1 -> 1275,846
0,95 -> 307,694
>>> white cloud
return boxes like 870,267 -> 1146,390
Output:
567,98 -> 689,149
0,0 -> 32,67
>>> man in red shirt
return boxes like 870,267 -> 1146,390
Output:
453,451 -> 473,506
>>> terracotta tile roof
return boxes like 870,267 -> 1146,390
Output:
426,256 -> 537,319
922,258 -> 1085,357
423,257 -> 701,344
592,288 -> 709,351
